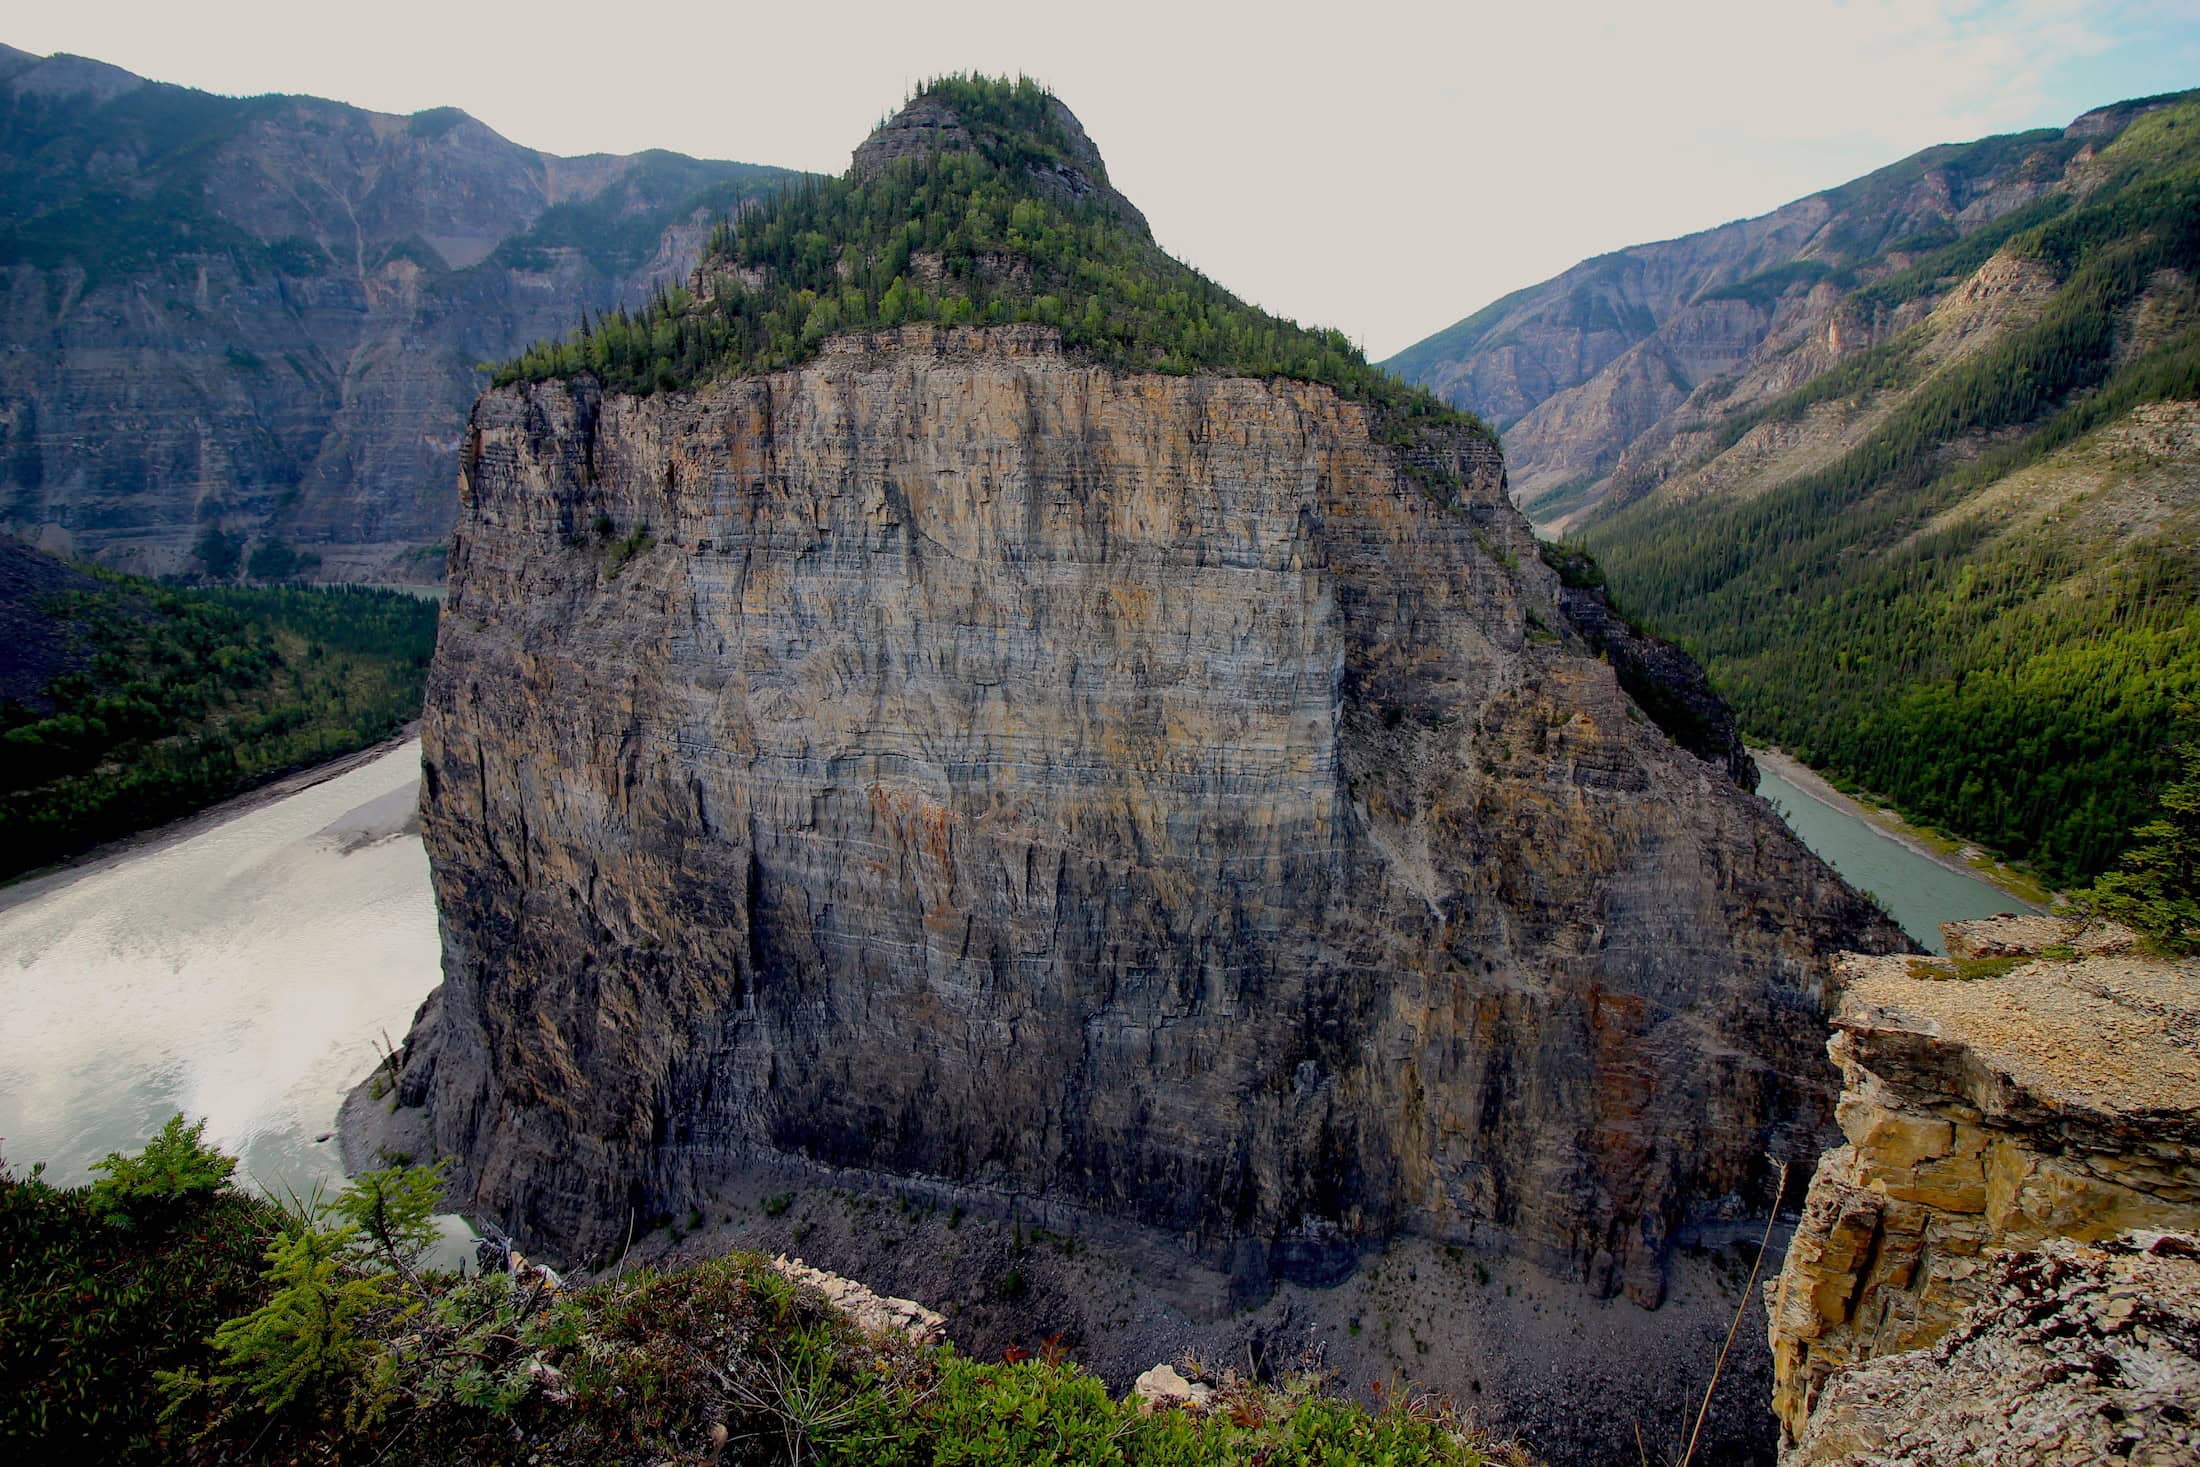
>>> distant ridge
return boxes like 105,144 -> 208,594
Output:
0,43 -> 802,581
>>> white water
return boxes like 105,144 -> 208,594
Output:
0,741 -> 443,1205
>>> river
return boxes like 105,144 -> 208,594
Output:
0,740 -> 450,1228
1756,763 -> 2026,954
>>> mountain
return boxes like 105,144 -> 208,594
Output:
1390,92 -> 2200,888
360,77 -> 1909,1463
1384,92 -> 2192,529
0,43 -> 799,582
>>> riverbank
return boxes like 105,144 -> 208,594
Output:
1753,748 -> 2052,911
0,721 -> 423,915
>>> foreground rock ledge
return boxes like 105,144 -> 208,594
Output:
1767,915 -> 2200,1459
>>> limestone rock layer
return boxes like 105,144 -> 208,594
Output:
411,325 -> 1902,1296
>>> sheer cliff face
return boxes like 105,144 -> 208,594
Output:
416,324 -> 1902,1298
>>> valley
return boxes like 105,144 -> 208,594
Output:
1391,91 -> 2200,893
1,31 -> 2195,1467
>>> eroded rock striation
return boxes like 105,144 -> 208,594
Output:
396,307 -> 1902,1309
1767,915 -> 2200,1456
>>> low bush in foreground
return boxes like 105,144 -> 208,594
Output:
2,1121 -> 1510,1465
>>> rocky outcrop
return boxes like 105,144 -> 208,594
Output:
1766,915 -> 2200,1454
768,1256 -> 945,1343
1131,1364 -> 1216,1414
1541,546 -> 1753,788
400,317 -> 1903,1313
0,44 -> 794,580
1786,1232 -> 2200,1466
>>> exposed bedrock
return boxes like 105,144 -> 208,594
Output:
1767,916 -> 2200,1458
402,324 -> 1904,1311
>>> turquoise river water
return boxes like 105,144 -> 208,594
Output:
1756,764 -> 2028,954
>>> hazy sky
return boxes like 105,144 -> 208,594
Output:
9,1 -> 2198,358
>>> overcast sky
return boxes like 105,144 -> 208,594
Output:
9,1 -> 2198,358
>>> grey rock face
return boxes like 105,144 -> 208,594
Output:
405,324 -> 1905,1306
1787,1233 -> 2200,1466
0,47 -> 796,580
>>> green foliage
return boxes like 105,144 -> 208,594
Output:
2077,721 -> 2200,952
601,523 -> 655,579
196,1207 -> 400,1418
1693,258 -> 1847,309
495,76 -> 1487,445
177,1161 -> 450,1427
244,535 -> 319,581
1906,954 -> 2028,982
491,151 -> 795,278
1534,538 -> 1606,592
1587,104 -> 2200,885
0,572 -> 440,879
328,1159 -> 446,1272
405,106 -> 470,140
0,1134 -> 278,1463
192,525 -> 241,581
1706,332 -> 1924,452
86,1113 -> 237,1230
11,1116 -> 1510,1464
0,71 -> 795,300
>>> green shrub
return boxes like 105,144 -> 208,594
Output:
0,1131 -> 277,1463
86,1112 -> 237,1229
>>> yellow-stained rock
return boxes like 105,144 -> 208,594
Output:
1766,915 -> 2200,1456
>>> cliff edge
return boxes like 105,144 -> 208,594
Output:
1767,914 -> 2200,1460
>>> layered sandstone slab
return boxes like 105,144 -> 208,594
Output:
407,324 -> 1900,1304
1767,916 -> 2200,1451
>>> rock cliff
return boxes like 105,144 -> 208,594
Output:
1766,915 -> 2200,1457
0,43 -> 795,580
401,308 -> 1902,1311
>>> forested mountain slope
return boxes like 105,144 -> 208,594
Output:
0,44 -> 797,582
0,535 -> 439,878
497,76 -> 1481,446
1578,97 -> 2200,885
1384,92 -> 2191,530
